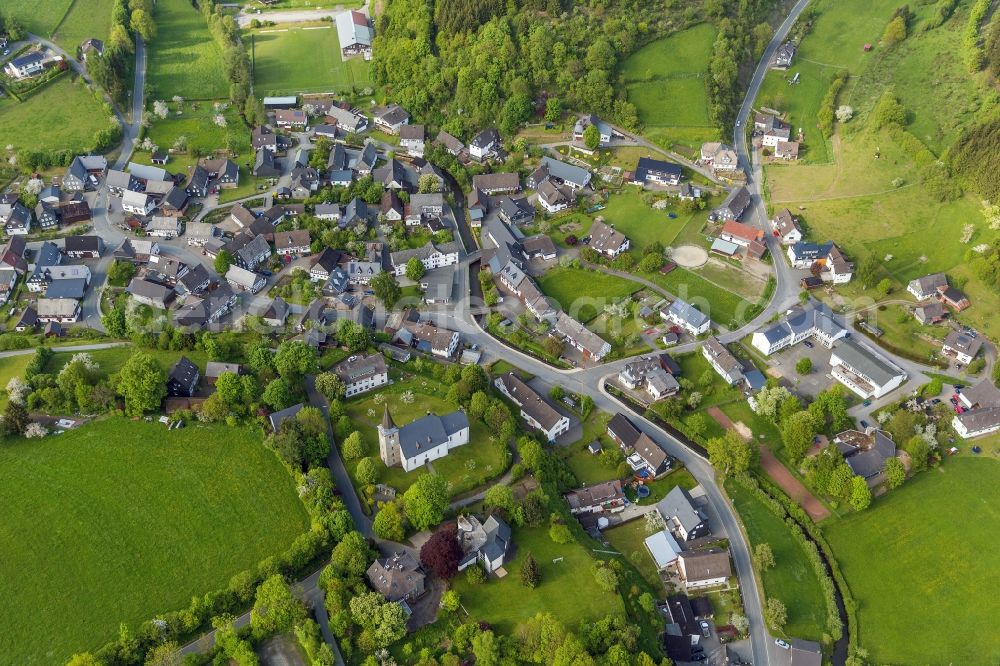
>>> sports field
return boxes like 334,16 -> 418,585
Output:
0,418 -> 309,664
0,76 -> 113,154
248,25 -> 372,95
825,458 -> 1000,664
147,0 -> 229,99
621,23 -> 718,151
51,0 -> 115,54
0,0 -> 73,37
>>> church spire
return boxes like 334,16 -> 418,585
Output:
381,403 -> 396,430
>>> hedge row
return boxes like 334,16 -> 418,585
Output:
963,0 -> 993,71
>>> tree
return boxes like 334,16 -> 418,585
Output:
875,278 -> 893,298
355,456 -> 379,485
403,473 -> 449,530
214,372 -> 244,406
548,522 -> 574,544
275,340 -> 317,380
262,378 -> 294,410
341,431 -> 365,461
5,16 -> 25,41
765,597 -> 787,630
904,434 -> 930,472
107,260 -> 136,286
827,463 -> 854,498
881,15 -> 906,47
66,655 -> 101,666
871,91 -> 907,130
405,257 -> 426,281
350,591 -> 407,648
583,124 -> 601,150
544,97 -> 562,122
484,484 -> 516,515
102,307 -> 128,338
371,270 -> 401,309
542,335 -> 564,358
592,563 -> 618,592
520,552 -> 541,588
314,372 -> 346,402
883,457 -> 906,489
420,523 -> 464,578
336,319 -> 370,352
781,410 -> 818,463
130,8 -> 156,42
214,250 -> 233,275
849,475 -> 872,511
372,501 -> 406,541
731,614 -> 750,636
250,575 -> 307,639
755,543 -> 775,569
143,642 -> 181,666
795,357 -> 813,374
115,352 -> 166,415
418,173 -> 440,193
707,429 -> 756,476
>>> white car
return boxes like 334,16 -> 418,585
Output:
775,639 -> 790,650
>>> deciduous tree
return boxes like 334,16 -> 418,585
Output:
115,352 -> 166,416
403,473 -> 449,531
420,523 -> 464,578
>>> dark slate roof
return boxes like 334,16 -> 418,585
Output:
396,410 -> 470,461
635,157 -> 683,181
169,356 -> 199,387
268,403 -> 304,431
656,486 -> 704,533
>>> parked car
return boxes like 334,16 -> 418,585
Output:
699,621 -> 711,638
775,639 -> 790,650
259,269 -> 272,277
690,653 -> 707,662
859,420 -> 869,429
862,399 -> 871,407
803,340 -> 814,349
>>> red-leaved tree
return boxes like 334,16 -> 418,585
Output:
420,523 -> 464,579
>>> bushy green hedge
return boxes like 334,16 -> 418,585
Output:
963,0 -> 993,71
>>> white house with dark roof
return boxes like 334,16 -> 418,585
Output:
377,404 -> 470,472
907,273 -> 949,301
494,372 -> 570,441
588,219 -> 629,258
656,486 -> 709,541
620,355 -> 680,400
469,128 -> 501,161
770,208 -> 802,244
390,241 -> 460,276
829,339 -> 907,399
942,330 -> 982,365
702,336 -> 744,385
633,157 -> 683,187
333,353 -> 388,397
661,298 -> 710,336
457,514 -> 511,574
373,104 -> 410,134
751,300 -> 846,355
606,412 -> 671,478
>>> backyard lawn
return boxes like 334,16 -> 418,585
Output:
602,519 -> 661,588
0,353 -> 32,407
451,524 -> 626,634
43,347 -> 210,378
824,458 -> 1000,664
597,189 -> 710,252
0,418 -> 310,664
538,267 -> 642,323
0,76 -> 113,155
646,268 -> 750,329
148,0 -> 229,99
247,25 -> 372,95
52,0 -> 115,53
725,479 -> 827,641
0,0 -> 73,36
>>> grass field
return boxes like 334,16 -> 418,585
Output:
726,480 -> 827,640
598,189 -> 712,252
52,0 -> 115,54
247,25 -> 372,95
645,267 -> 750,327
621,23 -> 718,152
0,76 -> 112,154
0,354 -> 32,408
0,418 -> 310,664
343,373 -> 506,498
538,267 -> 642,323
451,523 -> 626,634
824,458 -> 1000,663
148,0 -> 229,99
43,347 -> 210,378
602,519 -> 662,588
0,0 -> 73,37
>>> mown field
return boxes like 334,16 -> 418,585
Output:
538,267 -> 643,323
247,25 -> 372,95
0,0 -> 73,37
824,458 -> 1000,664
51,0 -> 115,54
0,76 -> 112,154
147,0 -> 229,99
726,480 -> 827,640
621,23 -> 719,152
0,418 -> 310,664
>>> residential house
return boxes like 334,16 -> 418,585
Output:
834,428 -> 897,481
366,552 -> 425,603
186,166 -> 211,198
127,277 -> 174,309
434,130 -> 464,156
184,222 -> 218,247
494,372 -> 571,441
15,305 -> 38,331
497,195 -> 535,226
313,124 -> 338,139
147,216 -> 181,239
106,169 -> 138,195
564,480 -> 626,514
588,219 -> 630,258
644,530 -> 683,570
469,128 -> 501,161
253,148 -> 281,178
122,190 -> 154,216
773,41 -> 796,68
656,486 -> 709,541
953,406 -> 1000,439
710,186 -> 751,222
79,37 -> 104,60
274,109 -> 307,129
756,113 -> 792,147
36,298 -> 81,323
678,549 -> 732,589
521,234 -> 557,261
310,248 -> 342,282
770,208 -> 802,244
700,142 -> 739,173
159,186 -> 188,216
4,52 -> 46,79
528,156 -> 592,191
113,239 -> 160,264
661,298 -> 711,336
377,404 -> 470,472
336,10 -> 374,57
373,158 -> 408,190
472,172 -> 520,195
907,273 -> 948,300
176,264 -> 211,296
395,319 -> 460,358
35,202 -> 60,230
252,296 -> 290,327
719,220 -> 763,247
268,403 -> 303,432
326,105 -> 368,133
536,179 -> 575,214
0,268 -> 17,305
174,285 -> 238,329
226,265 -> 266,294
228,232 -> 270,270
572,114 -> 614,147
786,241 -> 853,283
290,166 -> 321,198
390,241 -> 460,276
633,157 -> 683,187
341,197 -> 369,228
553,312 -> 611,361
274,229 -> 311,256
702,336 -> 744,385
167,357 -> 200,397
27,264 -> 90,294
829,339 -> 907,399
466,187 -> 488,226
914,302 -> 947,325
334,353 -> 388,397
251,126 -> 278,151
456,514 -> 512,574
606,412 -> 670,478
373,104 -> 410,133
315,203 -> 341,221
937,285 -> 970,311
619,355 -> 680,400
407,193 -> 444,221
399,124 -> 425,156
0,235 -> 28,274
204,362 -> 241,386
942,330 -> 982,365
751,300 -> 846,355
1,199 -> 33,235
775,140 -> 800,160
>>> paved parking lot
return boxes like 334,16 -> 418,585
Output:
761,341 -> 837,399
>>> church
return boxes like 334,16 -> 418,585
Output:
377,404 -> 471,472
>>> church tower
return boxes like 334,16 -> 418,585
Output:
377,403 -> 401,467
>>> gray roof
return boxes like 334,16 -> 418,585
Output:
390,240 -> 460,268
955,405 -> 1000,434
395,410 -> 470,461
44,278 -> 87,299
833,339 -> 903,387
656,486 -> 704,533
537,156 -> 591,188
269,403 -> 304,431
943,330 -> 982,358
668,298 -> 709,328
36,241 -> 62,267
481,514 -> 510,562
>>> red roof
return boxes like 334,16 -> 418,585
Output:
351,10 -> 368,25
721,220 -> 763,243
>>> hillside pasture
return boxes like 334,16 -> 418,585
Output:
247,25 -> 372,95
0,76 -> 112,154
0,0 -> 73,37
0,418 -> 310,664
147,0 -> 229,99
51,0 -> 115,54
